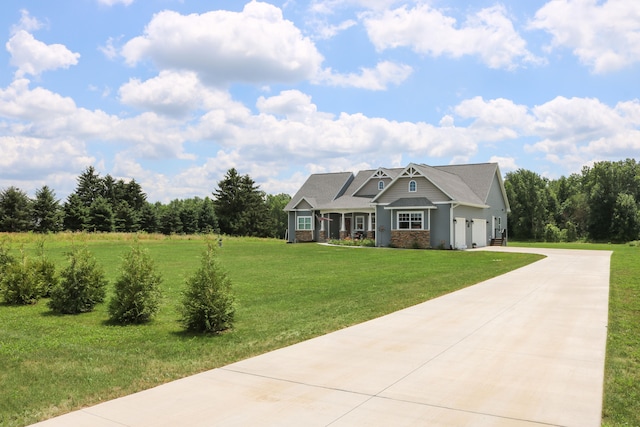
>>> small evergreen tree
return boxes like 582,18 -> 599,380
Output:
179,242 -> 235,333
108,242 -> 162,324
48,247 -> 107,314
1,250 -> 41,305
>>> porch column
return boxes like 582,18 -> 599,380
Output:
341,214 -> 346,231
368,213 -> 372,231
320,216 -> 325,232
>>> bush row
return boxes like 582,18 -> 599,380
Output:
0,240 -> 234,333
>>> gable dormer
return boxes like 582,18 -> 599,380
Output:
352,168 -> 395,197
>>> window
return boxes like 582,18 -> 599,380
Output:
378,180 -> 384,190
297,216 -> 312,230
355,216 -> 365,230
397,212 -> 423,229
409,180 -> 417,192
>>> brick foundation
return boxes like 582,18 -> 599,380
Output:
319,230 -> 327,242
390,230 -> 431,249
295,230 -> 313,242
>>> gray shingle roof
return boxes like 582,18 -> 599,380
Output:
386,197 -> 436,208
285,162 -> 503,211
284,172 -> 353,211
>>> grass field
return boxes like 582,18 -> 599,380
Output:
1,235 -> 637,426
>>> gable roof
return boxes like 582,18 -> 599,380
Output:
284,172 -> 353,211
286,162 -> 508,212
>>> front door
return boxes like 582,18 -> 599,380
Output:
345,217 -> 351,238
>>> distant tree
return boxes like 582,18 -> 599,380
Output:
139,202 -> 159,233
213,168 -> 274,237
63,193 -> 89,231
504,170 -> 553,240
0,186 -> 32,232
75,166 -> 104,208
159,200 -> 182,234
198,197 -> 218,233
266,193 -> 291,239
583,159 -> 640,240
180,199 -> 200,234
610,193 -> 640,242
32,186 -> 62,233
88,196 -> 115,232
114,200 -> 140,232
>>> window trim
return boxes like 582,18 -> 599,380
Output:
355,215 -> 365,231
296,215 -> 312,231
378,180 -> 385,190
396,211 -> 423,230
408,180 -> 417,192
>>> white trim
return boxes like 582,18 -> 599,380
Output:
355,215 -> 365,231
396,211 -> 424,230
296,214 -> 313,231
408,180 -> 417,192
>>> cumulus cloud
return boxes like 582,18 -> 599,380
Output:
121,2 -> 324,86
6,30 -> 80,77
530,0 -> 640,73
316,60 -> 413,90
362,4 -> 541,70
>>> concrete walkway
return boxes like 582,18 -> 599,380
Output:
32,247 -> 611,427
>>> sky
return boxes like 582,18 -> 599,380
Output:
1,0 -> 639,203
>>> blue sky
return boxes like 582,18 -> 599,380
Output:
1,0 -> 639,202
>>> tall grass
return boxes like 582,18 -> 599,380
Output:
2,234 -> 541,426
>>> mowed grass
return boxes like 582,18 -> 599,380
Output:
2,233 -> 541,426
511,241 -> 640,427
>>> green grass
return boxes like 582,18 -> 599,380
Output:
511,241 -> 640,426
0,233 -> 541,427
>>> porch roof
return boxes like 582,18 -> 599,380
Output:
384,197 -> 437,209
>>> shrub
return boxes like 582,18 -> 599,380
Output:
1,251 -> 41,305
48,247 -> 107,314
32,239 -> 58,297
178,242 -> 235,333
544,223 -> 562,242
108,242 -> 162,324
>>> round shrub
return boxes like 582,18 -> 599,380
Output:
108,243 -> 162,324
48,247 -> 107,314
178,243 -> 235,333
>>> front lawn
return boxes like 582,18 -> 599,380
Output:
0,234 -> 540,427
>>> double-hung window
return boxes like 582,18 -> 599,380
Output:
297,216 -> 312,230
355,216 -> 365,230
397,212 -> 423,229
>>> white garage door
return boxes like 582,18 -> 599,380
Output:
454,217 -> 466,249
472,218 -> 487,247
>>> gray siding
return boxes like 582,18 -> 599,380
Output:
375,206 -> 392,247
354,178 -> 391,197
430,205 -> 451,249
377,177 -> 449,204
295,199 -> 313,210
485,173 -> 509,238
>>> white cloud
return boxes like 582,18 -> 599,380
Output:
119,70 -> 209,116
309,19 -> 357,40
362,4 -> 541,70
97,0 -> 134,6
12,9 -> 44,33
315,60 -> 413,90
6,30 -> 80,77
121,2 -> 324,86
530,0 -> 640,73
99,36 -> 119,60
489,156 -> 519,173
454,96 -> 533,139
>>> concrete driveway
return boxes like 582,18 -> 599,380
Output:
32,246 -> 611,427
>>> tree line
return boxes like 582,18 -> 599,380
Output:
505,158 -> 640,242
0,167 -> 291,238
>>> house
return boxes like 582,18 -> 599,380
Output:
284,162 -> 510,249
